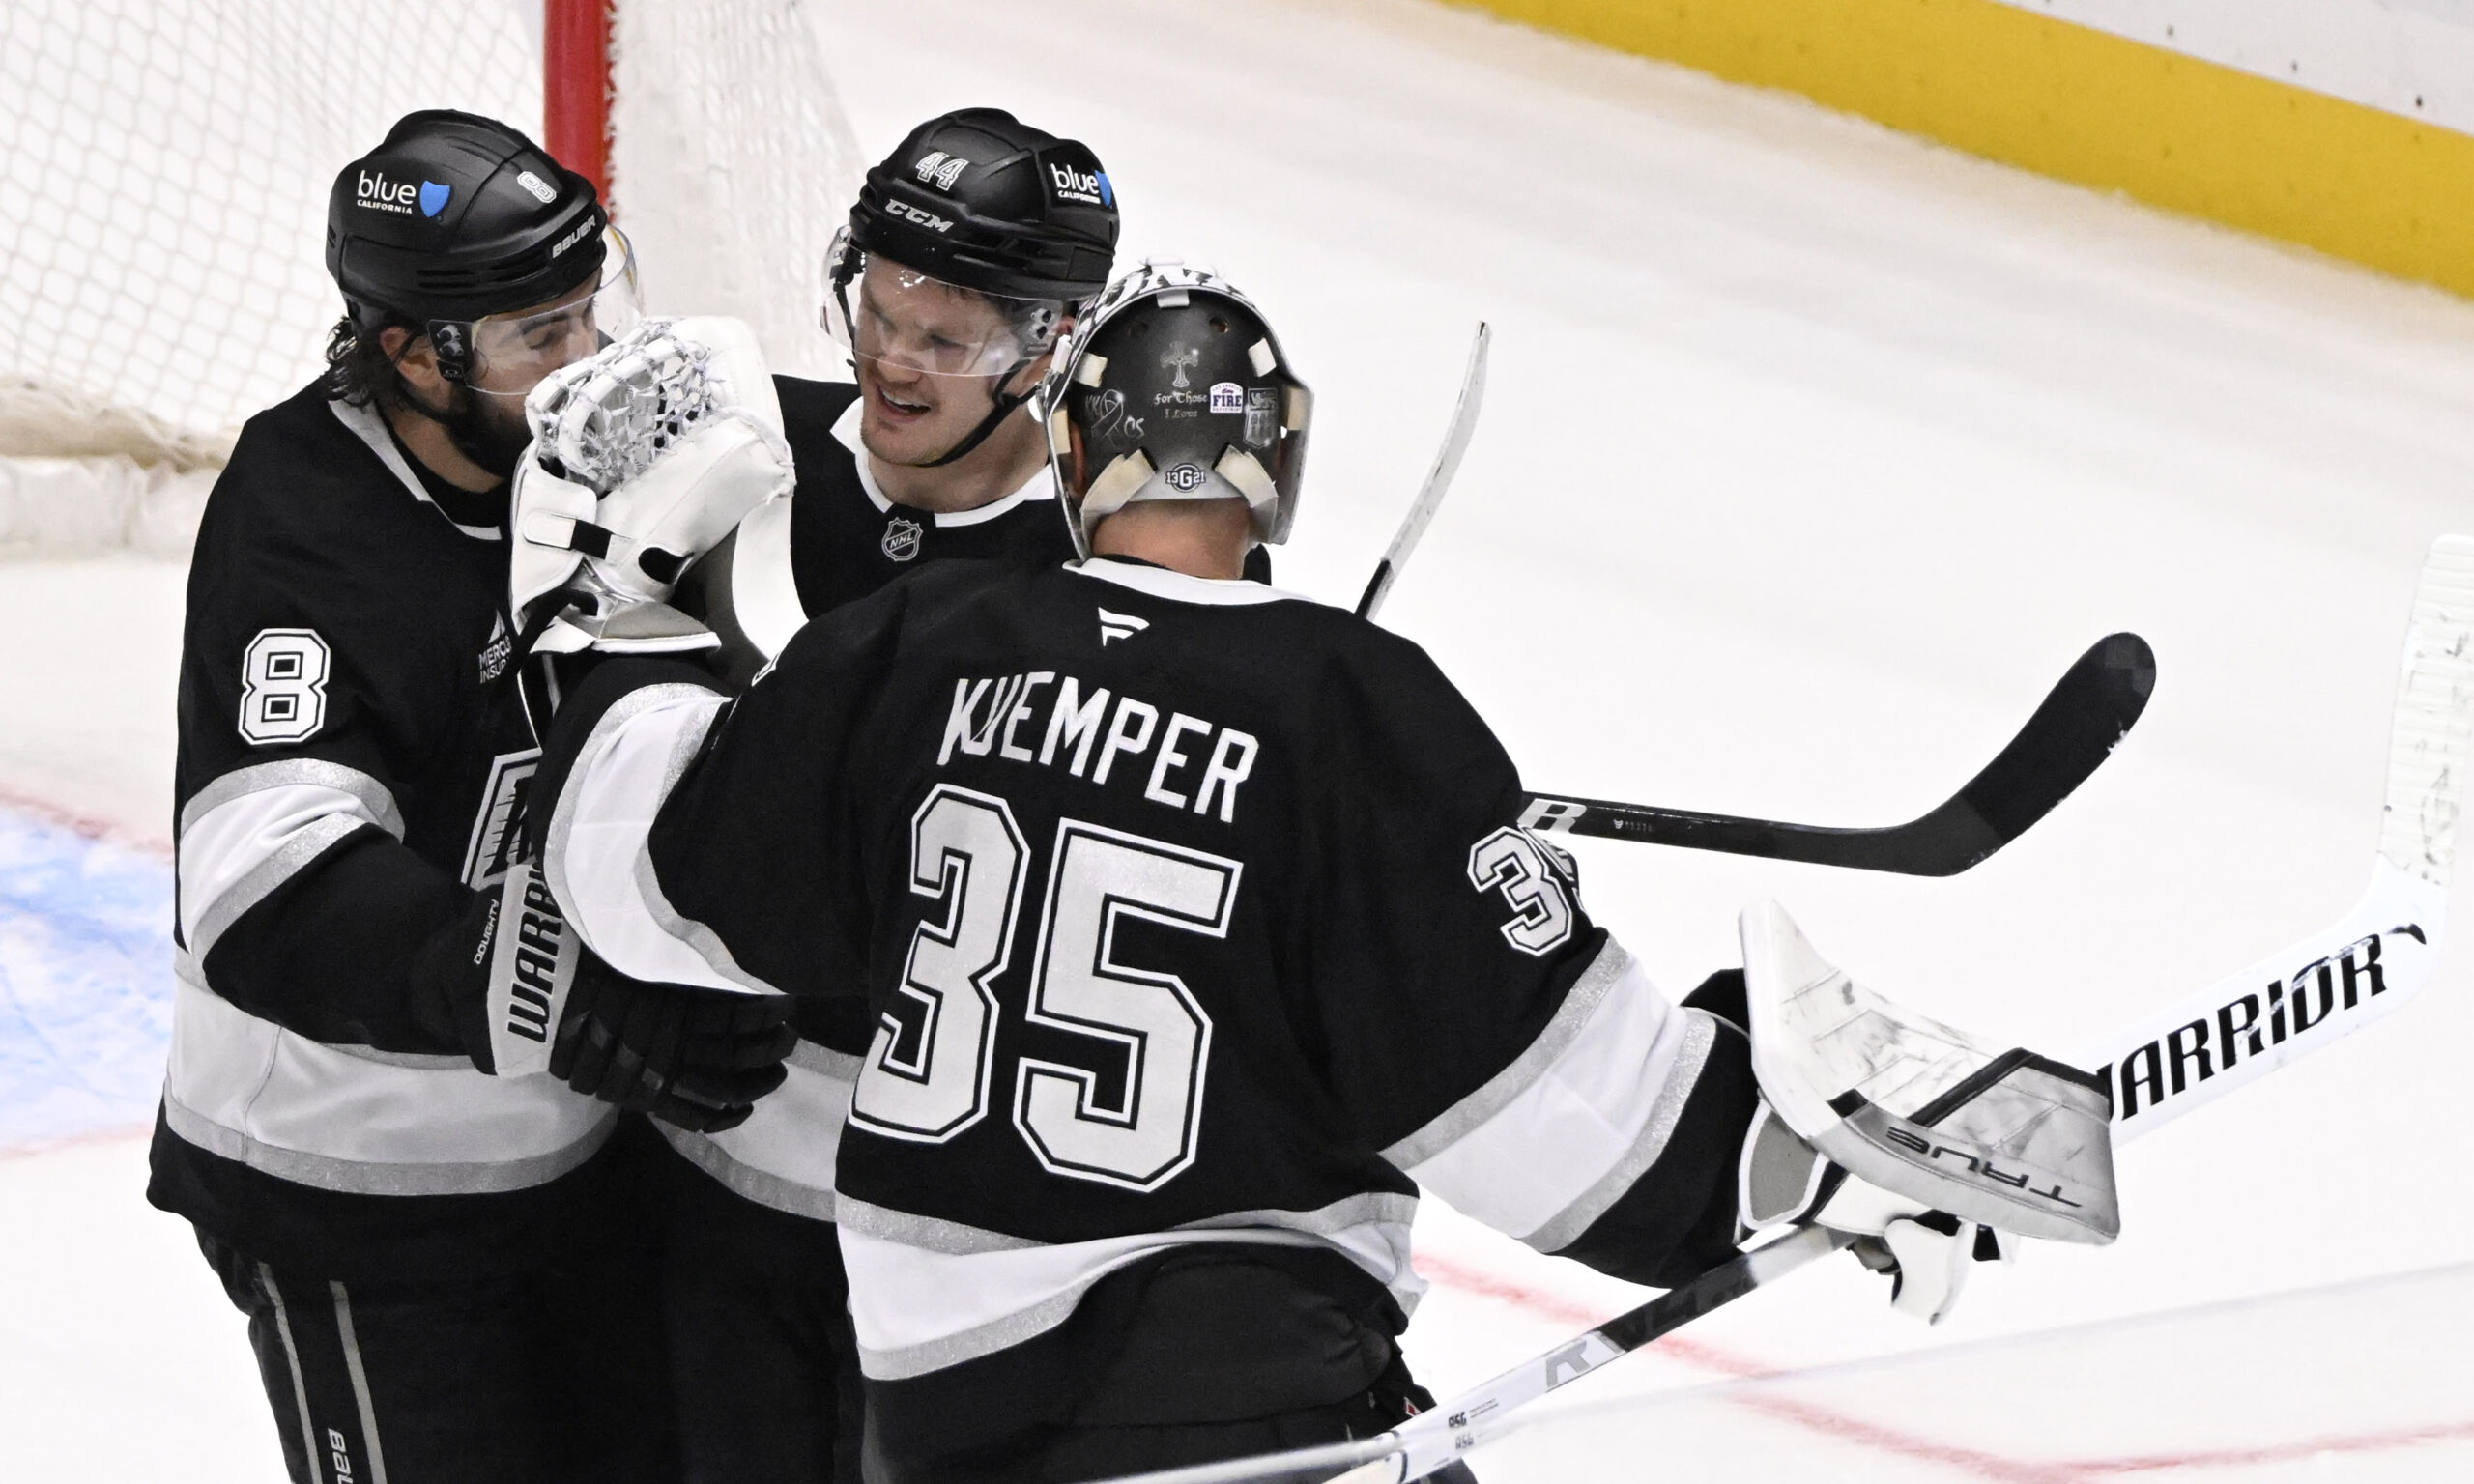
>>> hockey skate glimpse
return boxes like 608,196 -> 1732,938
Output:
5,2 -> 2474,1482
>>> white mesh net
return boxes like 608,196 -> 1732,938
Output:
609,0 -> 862,382
0,0 -> 861,479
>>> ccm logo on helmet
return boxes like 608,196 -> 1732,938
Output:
892,201 -> 954,234
1049,162 -> 1110,206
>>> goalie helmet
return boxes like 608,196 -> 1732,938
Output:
1045,262 -> 1312,559
327,110 -> 637,392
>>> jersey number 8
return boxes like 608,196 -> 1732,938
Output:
238,629 -> 332,746
851,784 -> 1242,1193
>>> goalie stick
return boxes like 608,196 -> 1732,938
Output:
1518,630 -> 2156,875
1355,323 -> 1490,621
1103,533 -> 2474,1484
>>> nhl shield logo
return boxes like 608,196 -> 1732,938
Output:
881,515 -> 924,562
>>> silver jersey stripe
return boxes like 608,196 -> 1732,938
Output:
1522,1009 -> 1718,1253
838,1193 -> 1423,1382
835,1198 -> 1046,1256
790,1041 -> 863,1079
656,1121 -> 839,1222
654,1042 -> 857,1219
162,1090 -> 614,1196
187,813 -> 366,964
1380,939 -> 1631,1170
181,759 -> 406,841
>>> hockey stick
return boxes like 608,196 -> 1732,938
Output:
1519,631 -> 2156,875
1355,323 -> 1490,621
1104,534 -> 2474,1484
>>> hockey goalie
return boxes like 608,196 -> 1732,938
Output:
481,266 -> 2119,1484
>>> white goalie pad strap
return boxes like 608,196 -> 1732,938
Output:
508,456 -> 596,630
540,683 -> 779,996
724,496 -> 808,662
1741,899 -> 2119,1244
482,859 -> 580,1077
1385,941 -> 1713,1249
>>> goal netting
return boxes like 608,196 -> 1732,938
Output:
0,0 -> 862,547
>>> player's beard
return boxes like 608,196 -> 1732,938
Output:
398,378 -> 533,481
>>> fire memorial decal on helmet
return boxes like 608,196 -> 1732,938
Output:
1044,261 -> 1313,559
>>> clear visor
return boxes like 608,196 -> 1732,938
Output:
820,227 -> 1065,380
457,226 -> 644,398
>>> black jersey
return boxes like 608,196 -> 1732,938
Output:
149,381 -> 616,1284
538,556 -> 1757,1447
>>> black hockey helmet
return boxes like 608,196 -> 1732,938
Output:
845,107 -> 1118,302
1046,262 -> 1311,559
820,109 -> 1121,467
326,109 -> 638,391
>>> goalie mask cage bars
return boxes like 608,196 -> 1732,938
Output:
0,0 -> 860,471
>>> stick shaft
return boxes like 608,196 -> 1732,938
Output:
1357,323 -> 1490,620
1520,633 -> 2154,875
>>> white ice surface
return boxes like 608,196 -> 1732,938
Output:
10,0 -> 2474,1473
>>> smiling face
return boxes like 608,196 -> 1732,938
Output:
849,258 -> 1050,467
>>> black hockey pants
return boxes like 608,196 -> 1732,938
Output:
194,1150 -> 678,1484
648,1129 -> 867,1484
857,1357 -> 1481,1484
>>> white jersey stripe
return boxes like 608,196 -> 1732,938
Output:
1389,939 -> 1710,1249
180,768 -> 405,960
836,1191 -> 1421,1382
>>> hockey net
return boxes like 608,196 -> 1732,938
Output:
0,0 -> 861,549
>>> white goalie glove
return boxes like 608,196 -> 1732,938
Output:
1735,900 -> 2119,1324
509,315 -> 794,655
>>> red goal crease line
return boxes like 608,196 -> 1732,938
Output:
1412,1252 -> 2474,1480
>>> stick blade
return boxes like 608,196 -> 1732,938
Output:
2379,533 -> 2474,885
1916,631 -> 2156,874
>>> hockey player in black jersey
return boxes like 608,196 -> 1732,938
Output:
146,111 -> 735,1484
543,108 -> 1128,1484
679,108 -> 1118,685
527,264 -> 2119,1483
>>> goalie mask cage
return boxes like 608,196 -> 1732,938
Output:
0,0 -> 860,474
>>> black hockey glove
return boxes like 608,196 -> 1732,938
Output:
407,886 -> 510,1072
548,949 -> 798,1132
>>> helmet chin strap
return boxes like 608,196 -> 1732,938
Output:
915,355 -> 1039,470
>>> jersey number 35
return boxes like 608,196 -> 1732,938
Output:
850,784 -> 1242,1193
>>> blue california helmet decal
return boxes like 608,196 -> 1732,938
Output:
1096,173 -> 1114,208
418,180 -> 450,217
